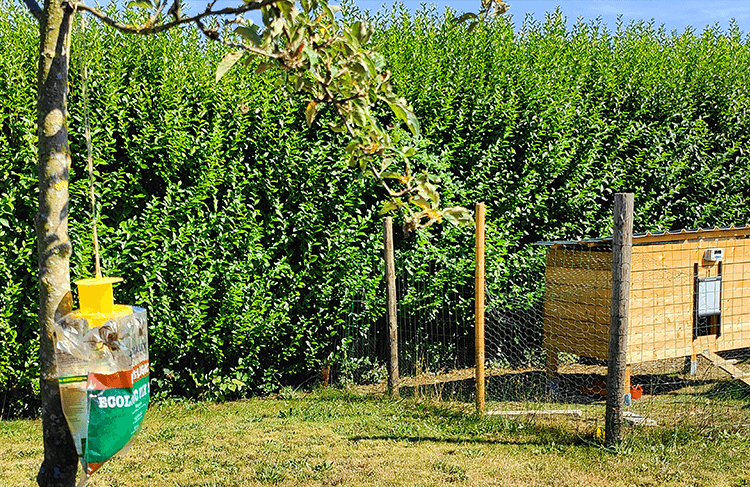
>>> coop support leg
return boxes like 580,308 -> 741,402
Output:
624,364 -> 632,405
690,353 -> 697,375
544,344 -> 560,396
545,347 -> 559,377
683,353 -> 698,375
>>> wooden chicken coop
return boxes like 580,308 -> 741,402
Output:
540,226 -> 750,387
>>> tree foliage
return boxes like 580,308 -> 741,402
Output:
3,3 -> 750,417
213,0 -> 472,230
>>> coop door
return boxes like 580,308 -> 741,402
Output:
694,264 -> 722,338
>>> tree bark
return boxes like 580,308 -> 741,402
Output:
605,193 -> 633,448
383,217 -> 399,397
35,1 -> 78,485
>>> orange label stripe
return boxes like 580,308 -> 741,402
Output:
90,370 -> 133,389
132,360 -> 150,383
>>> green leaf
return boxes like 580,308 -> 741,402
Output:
322,3 -> 336,21
385,100 -> 407,124
329,122 -> 348,134
256,62 -> 275,74
415,175 -> 439,206
380,171 -> 403,180
351,21 -> 372,45
305,101 -> 318,127
385,99 -> 420,136
277,0 -> 299,21
378,198 -> 403,215
380,158 -> 394,172
410,197 -> 432,211
350,103 -> 368,127
127,0 -> 152,9
442,207 -> 474,226
235,25 -> 262,46
215,51 -> 244,83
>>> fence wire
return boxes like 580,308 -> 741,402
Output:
339,235 -> 750,437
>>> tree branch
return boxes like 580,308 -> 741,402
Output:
22,0 -> 43,21
69,0 -> 279,35
194,19 -> 283,59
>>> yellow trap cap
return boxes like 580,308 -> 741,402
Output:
75,276 -> 124,315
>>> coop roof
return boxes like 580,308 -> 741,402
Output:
535,225 -> 750,249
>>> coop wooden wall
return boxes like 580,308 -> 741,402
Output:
543,247 -> 612,361
629,236 -> 750,364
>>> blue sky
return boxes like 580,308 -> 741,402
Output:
185,0 -> 750,34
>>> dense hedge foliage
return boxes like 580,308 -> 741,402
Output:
2,2 -> 750,416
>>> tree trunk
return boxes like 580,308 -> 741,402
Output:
35,1 -> 78,485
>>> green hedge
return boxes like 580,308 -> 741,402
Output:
370,7 -> 750,242
2,2 -> 750,416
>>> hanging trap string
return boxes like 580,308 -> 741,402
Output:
78,10 -> 102,279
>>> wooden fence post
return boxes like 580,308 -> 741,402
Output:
606,193 -> 633,447
475,203 -> 486,415
384,217 -> 399,397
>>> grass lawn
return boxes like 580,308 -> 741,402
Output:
2,388 -> 749,487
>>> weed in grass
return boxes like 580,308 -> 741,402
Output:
460,446 -> 486,457
14,446 -> 42,458
144,427 -> 176,442
262,439 -> 290,454
255,462 -> 286,484
433,461 -> 468,482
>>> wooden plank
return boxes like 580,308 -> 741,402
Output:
545,267 -> 612,287
632,230 -> 750,246
633,242 -> 750,273
719,263 -> 750,281
547,248 -> 612,271
630,269 -> 692,290
545,323 -> 610,342
700,349 -> 750,387
545,300 -> 611,324
629,307 -> 692,328
714,328 -> 750,353
634,247 -> 750,267
487,409 -> 583,418
544,324 -> 609,358
629,327 -> 693,346
629,345 -> 695,364
475,202 -> 486,416
630,287 -> 693,313
545,313 -> 609,334
545,283 -> 611,305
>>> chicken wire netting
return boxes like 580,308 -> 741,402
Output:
338,237 -> 750,435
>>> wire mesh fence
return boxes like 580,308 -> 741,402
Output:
338,222 -> 750,438
339,257 -> 475,400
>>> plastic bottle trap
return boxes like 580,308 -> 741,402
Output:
54,276 -> 149,484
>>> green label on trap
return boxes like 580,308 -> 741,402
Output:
86,374 -> 150,473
